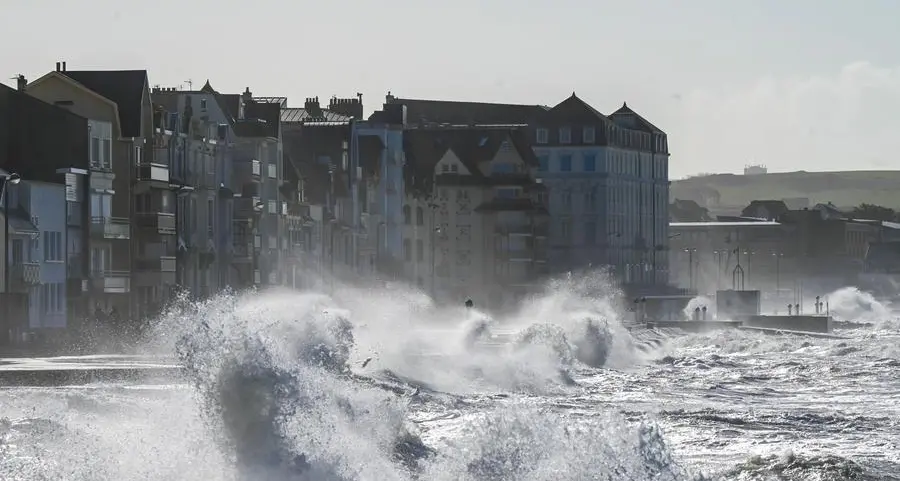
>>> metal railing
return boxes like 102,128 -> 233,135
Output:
90,216 -> 131,239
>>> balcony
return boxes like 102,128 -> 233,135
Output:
137,162 -> 170,187
90,270 -> 131,294
496,223 -> 534,236
135,212 -> 176,235
91,217 -> 131,240
134,255 -> 177,287
8,263 -> 40,293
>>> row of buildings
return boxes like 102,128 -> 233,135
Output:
0,62 -> 672,344
668,199 -> 900,302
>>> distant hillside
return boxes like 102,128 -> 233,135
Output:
671,171 -> 900,210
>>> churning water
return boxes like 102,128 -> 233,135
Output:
0,274 -> 898,480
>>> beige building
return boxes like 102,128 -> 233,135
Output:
26,63 -> 156,321
402,127 -> 549,308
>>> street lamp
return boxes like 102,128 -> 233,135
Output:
1,170 -> 22,345
683,247 -> 697,291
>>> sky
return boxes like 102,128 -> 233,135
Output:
2,0 -> 899,178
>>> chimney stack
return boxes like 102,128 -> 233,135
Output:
16,75 -> 26,92
56,62 -> 61,72
305,97 -> 322,118
62,61 -> 66,71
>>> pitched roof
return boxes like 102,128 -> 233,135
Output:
403,126 -> 539,197
609,102 -> 665,134
741,200 -> 790,220
281,107 -> 352,124
61,70 -> 147,137
391,97 -> 547,125
545,93 -> 609,122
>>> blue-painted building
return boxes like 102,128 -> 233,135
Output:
531,96 -> 670,287
359,100 -> 408,271
5,181 -> 69,334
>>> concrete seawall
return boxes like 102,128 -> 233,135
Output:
742,315 -> 832,334
646,321 -> 742,333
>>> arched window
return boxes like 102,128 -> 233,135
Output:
403,205 -> 411,225
416,206 -> 424,226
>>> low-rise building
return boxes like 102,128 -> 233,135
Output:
669,204 -> 900,296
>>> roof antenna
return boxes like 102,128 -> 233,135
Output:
184,79 -> 193,90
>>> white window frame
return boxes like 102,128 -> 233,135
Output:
536,128 -> 549,144
559,127 -> 572,144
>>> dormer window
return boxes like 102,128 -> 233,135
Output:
536,128 -> 548,144
583,126 -> 595,144
559,127 -> 572,144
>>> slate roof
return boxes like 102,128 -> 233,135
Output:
741,200 -> 790,220
609,102 -> 665,134
403,126 -> 540,197
61,70 -> 147,137
391,97 -> 547,125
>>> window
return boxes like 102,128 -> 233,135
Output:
496,188 -> 518,199
583,154 -> 596,172
403,205 -> 411,225
416,239 -> 424,262
416,206 -> 424,226
562,191 -> 572,208
101,139 -> 111,169
491,163 -> 515,174
42,231 -> 63,261
268,200 -> 277,214
90,193 -> 112,219
403,238 -> 411,261
134,146 -> 143,165
268,163 -> 277,178
536,128 -> 549,144
561,220 -> 571,240
538,155 -> 549,172
200,98 -> 208,110
583,126 -> 595,144
586,187 -> 597,211
560,155 -> 572,172
584,222 -> 596,245
90,137 -> 100,168
11,239 -> 23,264
559,127 -> 572,144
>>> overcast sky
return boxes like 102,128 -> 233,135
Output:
2,0 -> 898,178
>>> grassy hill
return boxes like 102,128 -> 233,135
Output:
671,171 -> 900,210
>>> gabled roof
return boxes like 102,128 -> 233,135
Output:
403,127 -> 538,197
545,93 -> 609,122
390,97 -> 547,125
609,102 -> 664,134
61,70 -> 148,137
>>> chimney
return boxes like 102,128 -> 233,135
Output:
16,75 -> 26,92
305,97 -> 322,118
327,95 -> 363,120
242,87 -> 253,104
62,61 -> 66,71
56,62 -> 61,72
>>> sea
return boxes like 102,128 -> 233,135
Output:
0,276 -> 897,480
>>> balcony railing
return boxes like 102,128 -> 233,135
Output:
235,159 -> 261,185
135,212 -> 176,235
135,257 -> 177,272
89,270 -> 131,293
9,263 -> 40,292
91,217 -> 131,239
137,162 -> 170,184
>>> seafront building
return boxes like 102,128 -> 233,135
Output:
2,64 -> 680,343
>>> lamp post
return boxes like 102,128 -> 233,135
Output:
1,170 -> 22,345
683,247 -> 697,291
427,202 -> 439,298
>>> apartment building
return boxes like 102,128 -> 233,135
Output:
388,94 -> 671,292
152,83 -> 238,301
1,77 -> 90,344
26,63 -> 155,323
402,127 -> 549,307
